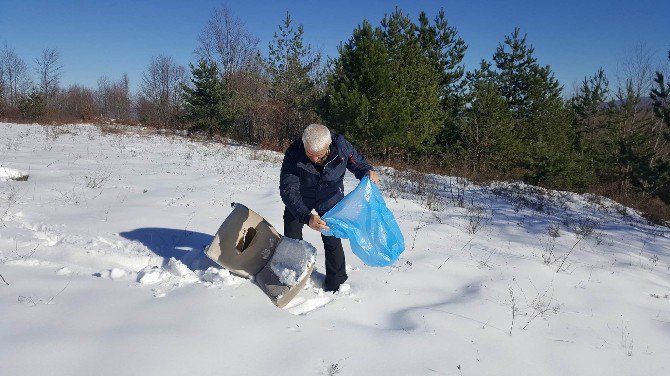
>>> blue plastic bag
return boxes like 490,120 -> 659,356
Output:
321,176 -> 405,266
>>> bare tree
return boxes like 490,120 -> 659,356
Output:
110,73 -> 131,120
95,75 -> 111,116
138,55 -> 186,127
96,74 -> 132,121
617,44 -> 670,158
266,12 -> 322,142
195,5 -> 273,142
60,84 -> 96,120
0,43 -> 31,106
616,42 -> 657,98
195,5 -> 260,78
34,47 -> 63,101
0,61 -> 5,104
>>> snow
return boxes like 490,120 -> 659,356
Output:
137,266 -> 167,285
270,237 -> 316,286
0,166 -> 28,181
1,122 -> 669,375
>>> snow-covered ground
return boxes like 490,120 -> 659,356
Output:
1,122 -> 669,376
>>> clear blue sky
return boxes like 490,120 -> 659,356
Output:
1,0 -> 668,95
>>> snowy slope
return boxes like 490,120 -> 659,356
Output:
1,122 -> 669,376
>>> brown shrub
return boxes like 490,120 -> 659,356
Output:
589,183 -> 670,226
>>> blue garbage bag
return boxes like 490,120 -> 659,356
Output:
321,176 -> 405,266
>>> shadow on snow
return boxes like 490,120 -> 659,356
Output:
119,227 -> 219,270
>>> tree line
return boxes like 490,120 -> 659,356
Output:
1,6 -> 668,221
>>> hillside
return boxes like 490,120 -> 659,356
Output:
1,122 -> 669,375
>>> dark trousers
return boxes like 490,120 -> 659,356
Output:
283,207 -> 348,291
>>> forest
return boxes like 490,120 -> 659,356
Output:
1,6 -> 668,223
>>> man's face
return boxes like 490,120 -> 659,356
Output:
305,146 -> 330,165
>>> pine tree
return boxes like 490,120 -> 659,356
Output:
18,88 -> 46,120
417,9 -> 468,152
461,60 -> 518,174
608,79 -> 669,201
267,12 -> 321,141
323,8 -> 444,162
648,50 -> 670,203
650,51 -> 670,139
570,68 -> 611,186
323,20 -> 393,153
181,59 -> 235,135
380,8 -> 444,159
571,68 -> 609,133
492,28 -> 581,189
494,28 -> 541,119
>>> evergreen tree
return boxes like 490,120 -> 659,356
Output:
648,50 -> 670,203
461,60 -> 518,174
18,88 -> 46,120
267,12 -> 321,141
417,9 -> 467,152
650,51 -> 670,138
609,79 -> 669,202
324,8 -> 444,162
380,8 -> 444,159
493,28 -> 546,119
323,20 -> 393,154
181,59 -> 235,135
492,28 -> 581,189
571,68 -> 609,134
569,68 -> 611,185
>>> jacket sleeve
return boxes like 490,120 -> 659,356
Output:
279,146 -> 312,224
342,137 -> 373,180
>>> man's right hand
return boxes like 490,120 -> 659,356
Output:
308,214 -> 329,231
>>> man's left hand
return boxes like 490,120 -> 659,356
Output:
367,170 -> 379,184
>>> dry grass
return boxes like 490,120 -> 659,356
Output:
2,116 -> 668,227
589,183 -> 670,226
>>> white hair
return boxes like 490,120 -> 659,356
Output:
302,124 -> 331,153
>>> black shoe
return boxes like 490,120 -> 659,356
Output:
324,274 -> 348,292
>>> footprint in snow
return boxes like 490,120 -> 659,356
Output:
283,272 -> 358,315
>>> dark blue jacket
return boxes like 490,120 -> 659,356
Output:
280,133 -> 373,224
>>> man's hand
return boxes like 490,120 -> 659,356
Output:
308,214 -> 329,231
367,170 -> 379,184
